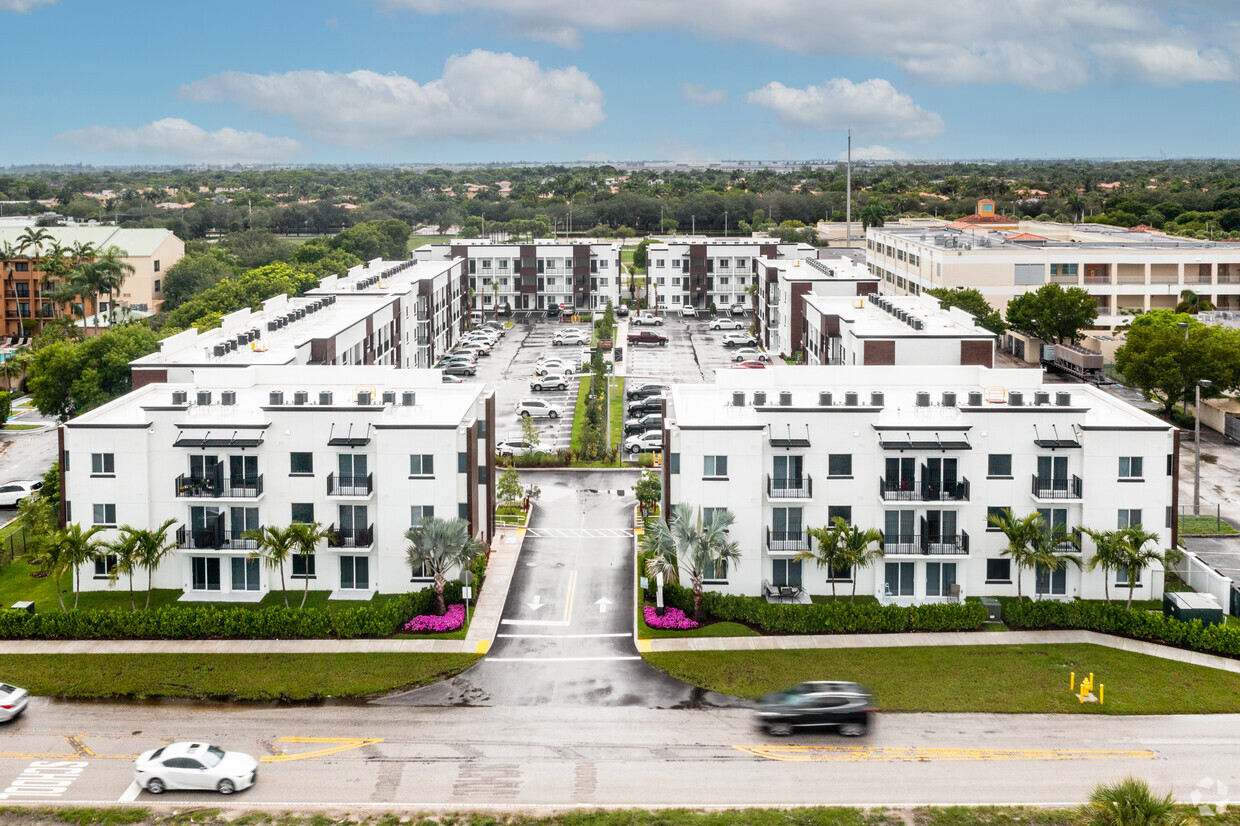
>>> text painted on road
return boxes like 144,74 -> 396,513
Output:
735,745 -> 1156,762
0,760 -> 88,800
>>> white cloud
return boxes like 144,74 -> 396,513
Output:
679,83 -> 726,106
656,136 -> 710,163
747,78 -> 945,142
179,50 -> 605,147
377,0 -> 1240,90
839,145 -> 911,162
0,0 -> 55,11
1091,42 -> 1238,85
54,118 -> 302,163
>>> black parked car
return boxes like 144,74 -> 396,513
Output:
614,305 -> 630,318
754,682 -> 874,737
623,413 -> 663,436
627,395 -> 664,417
626,382 -> 669,400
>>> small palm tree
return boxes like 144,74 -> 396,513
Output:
835,521 -> 885,602
800,518 -> 848,599
59,523 -> 106,609
987,508 -> 1043,599
642,503 -> 741,623
28,528 -> 75,612
1083,528 -> 1125,603
489,279 -> 500,320
245,525 -> 297,607
1117,524 -> 1167,610
288,521 -> 330,609
130,518 -> 178,609
89,246 -> 135,325
108,528 -> 144,611
404,516 -> 487,616
1175,289 -> 1214,315
1028,522 -> 1081,600
1080,776 -> 1180,826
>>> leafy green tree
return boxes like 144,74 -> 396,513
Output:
519,413 -> 541,453
32,524 -> 103,611
632,239 -> 651,271
496,466 -> 524,506
159,262 -> 319,334
1174,289 -> 1214,314
1115,310 -> 1240,417
1005,283 -> 1098,344
643,503 -> 741,623
634,469 -> 661,519
161,250 -> 237,310
25,325 -> 160,420
924,288 -> 1006,334
220,229 -> 294,269
0,390 -> 9,424
404,516 -> 487,616
289,521 -> 330,609
859,198 -> 891,230
245,524 -> 297,607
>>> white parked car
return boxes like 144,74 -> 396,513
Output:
534,359 -> 575,376
515,399 -> 563,419
0,682 -> 29,722
441,373 -> 465,384
496,438 -> 534,457
530,374 -> 570,391
730,303 -> 748,316
722,332 -> 757,347
457,339 -> 491,354
624,430 -> 664,454
631,313 -> 663,326
0,480 -> 42,508
680,306 -> 698,318
732,350 -> 772,363
553,329 -> 591,346
710,318 -> 746,330
134,742 -> 258,795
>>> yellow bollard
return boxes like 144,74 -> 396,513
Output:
1099,684 -> 1104,705
1070,671 -> 1076,690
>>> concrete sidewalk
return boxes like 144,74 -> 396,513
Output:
642,628 -> 1240,674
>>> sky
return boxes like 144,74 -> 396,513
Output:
2,0 -> 1239,166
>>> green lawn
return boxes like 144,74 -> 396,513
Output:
1179,515 -> 1239,535
406,234 -> 454,251
2,423 -> 42,431
645,643 -> 1240,714
608,376 -> 624,450
810,593 -> 879,605
568,378 -> 591,453
2,653 -> 478,700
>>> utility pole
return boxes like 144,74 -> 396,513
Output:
845,129 -> 852,248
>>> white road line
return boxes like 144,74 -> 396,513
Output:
117,781 -> 142,802
485,656 -> 643,663
499,618 -> 569,627
496,632 -> 631,638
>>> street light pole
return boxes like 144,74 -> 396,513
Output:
1178,321 -> 1189,414
1195,379 -> 1212,516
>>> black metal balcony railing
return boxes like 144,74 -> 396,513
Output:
175,526 -> 259,551
767,474 -> 813,499
174,473 -> 264,498
766,527 -> 811,552
327,472 -> 374,496
329,523 -> 374,548
879,478 -> 919,500
881,531 -> 970,555
879,477 -> 970,501
1031,474 -> 1082,499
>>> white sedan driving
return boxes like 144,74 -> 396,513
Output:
134,742 -> 258,795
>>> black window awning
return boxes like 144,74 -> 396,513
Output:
767,423 -> 811,448
1033,424 -> 1080,449
1034,438 -> 1081,449
328,422 -> 371,447
174,431 -> 264,449
878,433 -> 972,451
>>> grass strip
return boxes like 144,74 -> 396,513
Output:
1179,515 -> 1239,535
568,377 -> 591,453
2,423 -> 43,430
608,376 -> 624,450
2,653 -> 478,701
645,643 -> 1240,714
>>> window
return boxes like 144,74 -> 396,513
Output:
1116,567 -> 1142,586
827,505 -> 852,525
478,465 -> 487,484
827,454 -> 852,477
153,279 -> 161,293
191,557 -> 221,591
289,452 -> 313,475
1118,509 -> 1143,529
231,557 -> 260,591
458,452 -> 468,473
153,259 -> 161,272
91,453 -> 115,475
773,558 -> 804,586
92,504 -> 116,526
669,453 -> 680,474
458,503 -> 469,520
292,554 -> 316,579
986,558 -> 1011,582
410,454 -> 434,476
411,505 -> 435,525
93,555 -> 117,579
340,556 -> 370,590
702,557 -> 728,581
1118,456 -> 1144,478
986,506 -> 1008,530
291,503 -> 314,523
826,562 -> 852,581
703,455 -> 728,478
987,454 -> 1012,477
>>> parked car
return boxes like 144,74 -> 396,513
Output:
442,363 -> 476,376
626,382 -> 669,400
482,322 -> 506,336
631,313 -> 663,326
710,318 -> 746,331
553,329 -> 591,346
515,399 -> 563,419
722,332 -> 758,347
456,339 -> 491,354
534,359 -> 576,376
441,373 -> 465,384
627,330 -> 668,346
627,395 -> 665,417
439,354 -> 477,366
0,682 -> 29,722
614,305 -> 630,318
623,413 -> 663,436
731,350 -> 772,363
495,439 -> 533,457
462,333 -> 498,347
530,374 -> 570,391
546,304 -> 561,318
730,359 -> 768,369
0,480 -> 42,508
134,742 -> 259,795
624,430 -> 664,454
754,682 -> 875,737
680,306 -> 698,318
730,303 -> 748,316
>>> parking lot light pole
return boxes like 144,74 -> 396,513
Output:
1195,378 -> 1211,516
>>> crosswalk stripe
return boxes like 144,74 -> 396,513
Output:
525,528 -> 635,539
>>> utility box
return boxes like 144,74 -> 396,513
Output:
1163,592 -> 1225,625
979,597 -> 1002,622
10,601 -> 34,615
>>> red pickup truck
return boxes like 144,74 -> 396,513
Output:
627,330 -> 668,346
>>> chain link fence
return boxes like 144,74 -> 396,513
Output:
0,521 -> 32,567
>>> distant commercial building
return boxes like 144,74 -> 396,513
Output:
754,254 -> 880,356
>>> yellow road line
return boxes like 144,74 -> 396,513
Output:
259,737 -> 383,763
65,735 -> 95,757
474,639 -> 491,654
562,569 -> 578,624
734,745 -> 1156,763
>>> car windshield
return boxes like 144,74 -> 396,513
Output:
202,746 -> 226,767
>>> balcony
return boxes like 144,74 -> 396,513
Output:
881,531 -> 970,555
175,527 -> 259,551
174,473 -> 264,499
766,528 -> 811,553
1083,275 -> 1112,285
1031,474 -> 1083,500
767,474 -> 812,499
329,523 -> 374,548
328,472 -> 373,496
878,477 -> 969,502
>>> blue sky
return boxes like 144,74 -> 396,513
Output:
3,0 -> 1238,165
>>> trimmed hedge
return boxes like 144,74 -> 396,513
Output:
0,582 -> 462,640
642,580 -> 986,634
1004,599 -> 1240,658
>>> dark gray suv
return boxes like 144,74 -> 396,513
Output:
754,681 -> 874,737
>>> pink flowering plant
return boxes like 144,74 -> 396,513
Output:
403,603 -> 466,633
643,605 -> 699,630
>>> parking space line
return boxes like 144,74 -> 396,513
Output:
117,781 -> 141,802
563,570 -> 578,624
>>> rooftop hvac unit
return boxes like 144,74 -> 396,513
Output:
968,391 -> 983,406
779,391 -> 792,406
382,391 -> 396,405
171,390 -> 188,405
267,321 -> 278,331
402,391 -> 416,406
221,391 -> 236,406
1056,391 -> 1072,406
236,334 -> 247,346
269,391 -> 284,405
871,391 -> 885,407
294,391 -> 309,406
845,391 -> 859,406
1009,391 -> 1024,406
1034,391 -> 1050,406
819,391 -> 832,406
319,391 -> 333,406
753,391 -> 767,406
732,391 -> 745,407
196,391 -> 212,406
357,390 -> 373,405
943,391 -> 957,407
213,344 -> 226,357
916,391 -> 930,407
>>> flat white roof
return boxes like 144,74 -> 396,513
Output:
759,256 -> 877,282
0,226 -> 175,257
803,293 -> 995,339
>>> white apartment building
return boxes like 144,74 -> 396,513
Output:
662,366 -> 1176,604
867,219 -> 1240,329
413,239 -> 622,313
129,257 -> 468,388
645,238 -> 819,312
61,365 -> 496,600
754,255 -> 880,356
802,292 -> 997,368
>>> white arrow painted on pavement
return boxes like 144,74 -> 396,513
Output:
528,594 -> 546,611
596,597 -> 612,613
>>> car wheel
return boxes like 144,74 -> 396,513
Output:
553,340 -> 562,346
558,384 -> 567,390
840,723 -> 868,737
146,778 -> 165,794
218,779 -> 236,795
628,445 -> 640,454
767,723 -> 794,737
549,411 -> 559,419
520,411 -> 531,418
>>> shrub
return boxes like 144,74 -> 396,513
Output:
403,604 -> 465,633
644,606 -> 698,630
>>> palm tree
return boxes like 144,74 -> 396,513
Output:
59,523 -> 106,609
1028,522 -> 1081,601
489,279 -> 500,320
16,226 -> 52,260
404,516 -> 487,616
288,521 -> 330,609
1066,193 -> 1086,223
834,520 -> 885,602
987,509 -> 1043,600
642,503 -> 742,623
28,528 -> 75,611
130,518 -> 178,609
800,518 -> 847,599
89,246 -> 134,325
107,528 -> 143,611
245,525 -> 297,607
1083,528 -> 1125,603
1175,289 -> 1214,315
1080,776 -> 1180,826
1116,525 -> 1167,610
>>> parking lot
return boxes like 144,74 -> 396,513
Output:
622,312 -> 756,387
